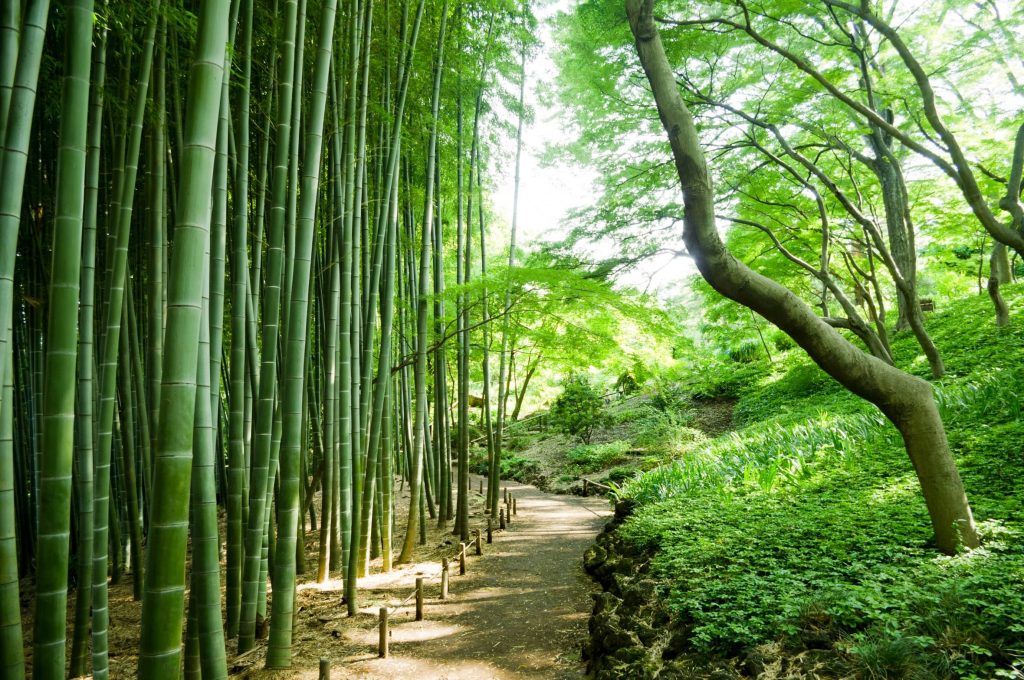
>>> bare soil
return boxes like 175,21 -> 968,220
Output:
688,397 -> 736,436
244,473 -> 613,679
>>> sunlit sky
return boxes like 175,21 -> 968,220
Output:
490,1 -> 595,245
489,0 -> 693,298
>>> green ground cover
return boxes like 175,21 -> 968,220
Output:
612,286 -> 1024,677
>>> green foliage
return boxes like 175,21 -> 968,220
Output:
725,339 -> 762,364
499,455 -> 541,484
632,408 -> 704,454
689,359 -> 770,400
470,450 -> 540,484
647,377 -> 688,412
771,331 -> 795,352
732,358 -> 845,426
614,371 -> 640,395
604,465 -> 639,484
549,374 -> 605,443
565,440 -> 630,474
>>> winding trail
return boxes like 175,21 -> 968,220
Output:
321,475 -> 612,679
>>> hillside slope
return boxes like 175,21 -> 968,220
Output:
520,286 -> 1024,678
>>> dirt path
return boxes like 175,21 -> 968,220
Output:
270,474 -> 612,679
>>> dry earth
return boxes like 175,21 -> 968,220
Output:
246,473 -> 613,679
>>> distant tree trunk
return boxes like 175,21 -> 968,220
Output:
400,0 -> 447,564
510,352 -> 540,422
627,0 -> 978,555
989,243 -> 1011,327
494,24 -> 526,519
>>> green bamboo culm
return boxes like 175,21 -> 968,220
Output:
493,6 -> 527,528
0,348 -> 19,680
0,0 -> 49,461
399,0 -> 447,564
69,24 -> 107,677
32,1 -> 94,674
136,0 -> 230,675
267,0 -> 338,666
0,7 -> 20,669
91,7 -> 160,675
238,0 -> 299,652
226,0 -> 253,639
191,241 -> 228,679
0,2 -> 19,133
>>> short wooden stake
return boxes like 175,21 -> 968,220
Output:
583,479 -> 589,497
504,487 -> 509,504
500,508 -> 506,530
378,607 -> 389,658
459,542 -> 467,575
506,500 -> 512,525
479,479 -> 483,494
474,529 -> 482,555
415,577 -> 424,621
487,519 -> 493,544
441,558 -> 449,599
513,497 -> 517,516
319,658 -> 330,679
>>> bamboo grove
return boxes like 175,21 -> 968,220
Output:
0,0 -> 540,675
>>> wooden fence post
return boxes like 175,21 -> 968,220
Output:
474,529 -> 482,555
459,543 -> 467,575
378,607 -> 389,658
513,497 -> 517,516
319,658 -> 330,679
487,519 -> 493,544
583,479 -> 589,497
415,577 -> 424,621
441,558 -> 449,599
500,508 -> 506,530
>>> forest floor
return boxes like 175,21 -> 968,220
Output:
21,474 -> 612,678
240,473 -> 613,679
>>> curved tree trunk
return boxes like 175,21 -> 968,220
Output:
989,243 -> 1011,327
626,0 -> 978,554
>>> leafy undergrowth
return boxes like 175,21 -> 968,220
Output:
612,285 -> 1024,678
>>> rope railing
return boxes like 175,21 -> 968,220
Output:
580,477 -> 613,497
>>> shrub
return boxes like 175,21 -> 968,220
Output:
615,371 -> 640,395
605,465 -> 639,484
648,378 -> 688,412
726,339 -> 762,363
501,455 -> 540,482
772,331 -> 795,351
633,408 -> 703,454
550,374 -> 604,443
566,440 -> 630,473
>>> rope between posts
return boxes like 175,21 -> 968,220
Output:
580,476 -> 613,491
381,528 -> 482,618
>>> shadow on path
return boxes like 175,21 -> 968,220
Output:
333,474 -> 613,679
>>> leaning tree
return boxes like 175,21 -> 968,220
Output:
625,0 -> 979,554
